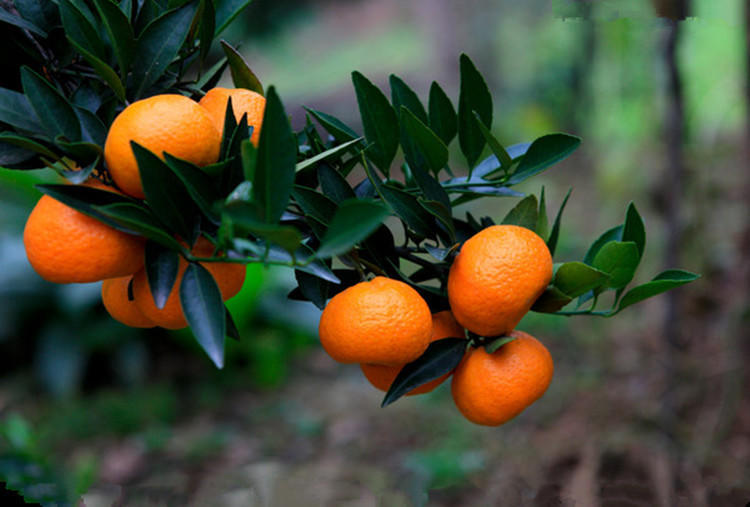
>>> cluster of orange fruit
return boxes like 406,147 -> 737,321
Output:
23,88 -> 266,329
319,225 -> 555,426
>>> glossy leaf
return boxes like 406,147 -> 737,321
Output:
315,199 -> 390,259
295,270 -> 328,310
531,286 -> 572,313
220,40 -> 264,95
622,202 -> 646,258
390,74 -> 428,124
400,106 -> 449,177
145,241 -> 179,309
7,1 -> 52,35
295,137 -> 363,173
0,87 -> 44,133
615,270 -> 700,314
591,241 -> 640,289
381,338 -> 466,407
93,0 -> 136,78
132,142 -> 198,241
254,86 -> 296,223
428,81 -> 457,145
546,187 -> 571,256
197,55 -> 229,91
537,187 -> 549,241
457,54 -> 492,168
352,71 -> 398,175
472,111 -> 511,174
501,195 -> 539,232
225,201 -> 303,253
214,0 -> 253,36
95,202 -> 185,250
484,335 -> 517,354
318,164 -> 355,204
163,153 -> 222,223
305,107 -> 359,143
66,37 -> 127,102
59,0 -> 107,60
553,262 -> 609,298
36,183 -> 140,231
180,263 -> 226,368
132,2 -> 199,98
20,67 -> 81,141
583,225 -> 623,266
292,185 -> 338,225
198,0 -> 215,63
506,134 -> 581,185
76,107 -> 107,147
419,199 -> 455,243
225,306 -> 240,340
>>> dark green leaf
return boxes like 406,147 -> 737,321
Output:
501,195 -> 539,231
622,201 -> 646,258
390,74 -> 427,124
583,225 -> 623,266
537,187 -> 549,241
457,54 -> 492,168
254,86 -> 296,223
381,338 -> 466,407
59,0 -> 107,60
181,263 -> 226,368
315,199 -> 390,259
305,107 -> 359,143
145,241 -> 179,309
428,81 -> 457,145
400,106 -> 449,177
484,335 -> 517,354
295,270 -> 328,310
507,142 -> 532,160
292,185 -> 338,226
553,262 -> 609,298
0,141 -> 35,167
132,142 -> 198,240
132,1 -> 199,98
0,5 -> 47,36
547,187 -> 571,256
225,202 -> 303,253
225,306 -> 240,340
472,111 -> 511,176
0,133 -> 57,159
164,153 -> 222,223
419,199 -> 455,244
66,37 -> 127,102
197,0 -> 215,64
197,56 -> 229,91
0,87 -> 44,133
220,40 -> 264,95
506,133 -> 581,185
295,137 -> 363,173
36,183 -> 141,232
95,201 -> 185,250
615,270 -> 700,314
20,67 -> 81,141
531,286 -> 572,313
14,0 -> 58,33
591,241 -> 640,289
318,164 -> 355,204
214,0 -> 253,36
76,107 -> 107,146
93,0 -> 136,78
233,239 -> 340,283
424,243 -> 459,262
352,71 -> 398,175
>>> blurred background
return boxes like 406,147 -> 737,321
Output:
1,0 -> 749,505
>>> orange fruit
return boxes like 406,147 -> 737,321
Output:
104,94 -> 221,198
199,87 -> 266,145
360,310 -> 465,395
101,276 -> 155,328
132,238 -> 246,330
318,277 -> 432,366
23,186 -> 145,284
448,225 -> 553,337
451,330 -> 553,426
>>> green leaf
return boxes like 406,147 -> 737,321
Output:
295,270 -> 328,310
0,132 -> 58,159
305,107 -> 359,143
591,241 -> 640,289
132,1 -> 199,98
214,0 -> 253,36
197,55 -> 229,91
20,67 -> 81,141
66,36 -> 127,102
180,263 -> 226,368
225,306 -> 240,340
506,133 -> 581,186
537,187 -> 549,241
428,81 -> 457,145
315,199 -> 390,259
472,111 -> 511,176
419,199 -> 455,244
131,142 -> 198,241
390,74 -> 427,124
318,164 -> 355,204
622,202 -> 646,258
583,225 -> 623,266
15,0 -> 59,31
225,202 -> 303,253
381,338 -> 466,407
36,183 -> 141,232
163,153 -> 222,223
615,270 -> 700,314
553,262 -> 610,298
0,141 -> 35,168
295,137 -> 363,173
145,241 -> 179,309
0,87 -> 44,133
93,0 -> 136,78
399,106 -> 449,176
220,40 -> 264,95
95,201 -> 185,250
484,335 -> 517,354
352,71 -> 398,175
292,185 -> 338,225
197,0 -> 215,64
546,187 -> 571,256
233,239 -> 340,283
0,5 -> 48,37
253,86 -> 296,223
240,138 -> 257,181
501,195 -> 539,232
457,54 -> 492,168
59,0 -> 108,61
531,286 -> 572,313
76,107 -> 107,146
